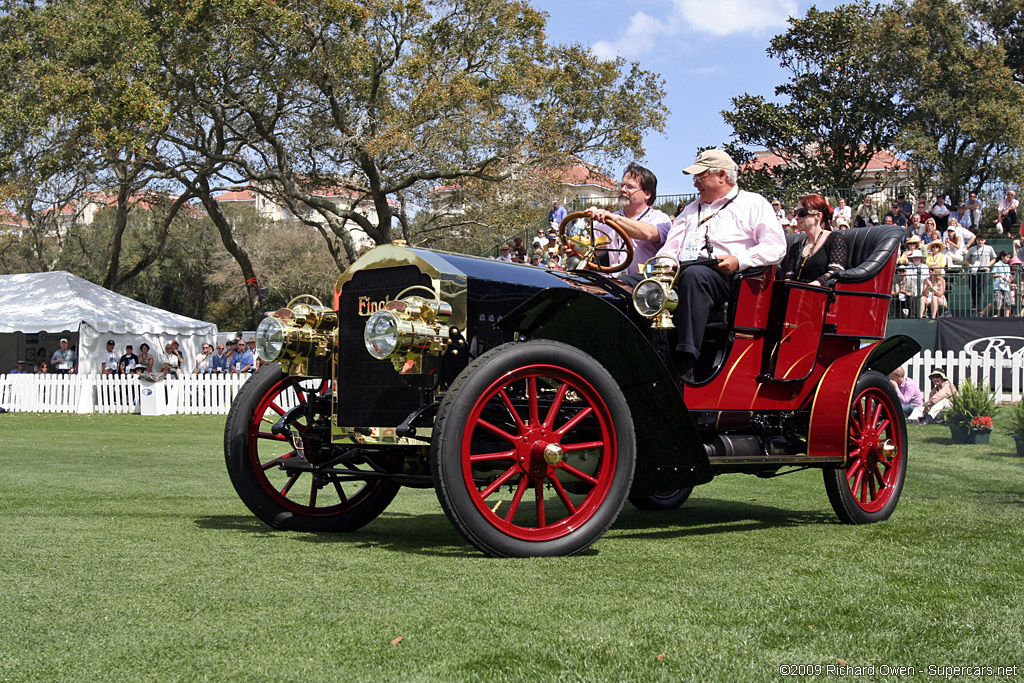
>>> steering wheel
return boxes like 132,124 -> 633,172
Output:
558,211 -> 634,274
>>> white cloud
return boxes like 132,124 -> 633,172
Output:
590,0 -> 798,57
591,12 -> 668,59
688,65 -> 727,76
674,0 -> 797,37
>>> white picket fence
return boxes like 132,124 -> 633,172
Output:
903,350 -> 1024,401
0,373 -> 253,415
2,350 -> 1023,415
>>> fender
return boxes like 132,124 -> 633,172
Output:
498,287 -> 714,493
807,334 -> 921,461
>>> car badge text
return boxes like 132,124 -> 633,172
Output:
358,295 -> 392,316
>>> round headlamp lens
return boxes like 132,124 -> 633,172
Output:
255,316 -> 286,362
365,310 -> 400,359
633,279 -> 667,317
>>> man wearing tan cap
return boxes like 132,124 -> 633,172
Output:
650,148 -> 786,372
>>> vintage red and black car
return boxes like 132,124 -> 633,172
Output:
224,218 -> 918,557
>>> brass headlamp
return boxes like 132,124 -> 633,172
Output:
632,256 -> 680,329
255,294 -> 337,371
363,286 -> 454,373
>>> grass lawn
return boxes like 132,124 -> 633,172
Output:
1,412 -> 1022,682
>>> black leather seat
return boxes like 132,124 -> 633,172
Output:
833,225 -> 904,283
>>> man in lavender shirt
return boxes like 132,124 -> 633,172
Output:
636,149 -> 786,373
584,162 -> 671,277
889,366 -> 923,415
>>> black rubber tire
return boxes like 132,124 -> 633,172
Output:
432,340 -> 636,557
629,487 -> 693,510
224,364 -> 400,532
824,370 -> 908,524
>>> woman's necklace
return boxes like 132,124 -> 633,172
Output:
796,229 -> 825,280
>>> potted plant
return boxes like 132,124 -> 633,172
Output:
946,380 -> 999,444
1009,401 -> 1024,457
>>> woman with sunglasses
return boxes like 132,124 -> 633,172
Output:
783,194 -> 848,285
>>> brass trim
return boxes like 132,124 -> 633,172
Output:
332,426 -> 432,447
334,245 -> 468,330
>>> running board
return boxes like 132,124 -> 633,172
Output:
708,454 -> 844,466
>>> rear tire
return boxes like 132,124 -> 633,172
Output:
432,340 -> 635,557
630,487 -> 693,510
824,370 -> 907,524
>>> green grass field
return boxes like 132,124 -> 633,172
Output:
1,412 -> 1022,681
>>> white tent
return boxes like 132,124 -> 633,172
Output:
0,271 -> 217,375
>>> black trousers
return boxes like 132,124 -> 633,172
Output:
970,270 -> 989,310
621,265 -> 732,359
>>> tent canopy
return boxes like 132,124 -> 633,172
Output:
0,271 -> 216,373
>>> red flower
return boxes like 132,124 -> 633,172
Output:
971,416 -> 993,429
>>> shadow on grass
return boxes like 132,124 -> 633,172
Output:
197,496 -> 839,556
986,451 -> 1024,459
970,490 -> 1024,506
194,515 -> 289,535
195,511 -> 479,557
613,497 -> 834,540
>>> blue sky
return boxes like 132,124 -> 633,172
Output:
533,0 -> 841,195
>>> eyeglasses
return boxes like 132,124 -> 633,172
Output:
618,182 -> 640,191
693,169 -> 720,183
795,208 -> 821,218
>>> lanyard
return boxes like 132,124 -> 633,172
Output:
696,196 -> 737,231
695,196 -> 736,257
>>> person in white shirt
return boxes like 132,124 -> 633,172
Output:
99,339 -> 119,375
626,149 -> 786,373
930,196 -> 951,230
772,200 -> 786,224
999,190 -> 1018,235
833,197 -> 852,228
966,234 -> 997,312
194,343 -> 215,374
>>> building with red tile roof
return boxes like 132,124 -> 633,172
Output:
743,149 -> 914,197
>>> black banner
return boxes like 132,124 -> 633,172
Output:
936,317 -> 1024,387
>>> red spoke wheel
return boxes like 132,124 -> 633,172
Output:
629,487 -> 693,511
432,341 -> 635,557
824,370 -> 907,523
225,364 -> 399,532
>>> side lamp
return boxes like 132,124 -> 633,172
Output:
632,256 -> 680,329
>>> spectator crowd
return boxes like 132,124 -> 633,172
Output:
509,187 -> 1023,319
8,336 -> 261,376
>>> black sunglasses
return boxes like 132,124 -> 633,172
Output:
795,208 -> 821,218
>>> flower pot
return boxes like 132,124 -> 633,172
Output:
950,425 -> 992,444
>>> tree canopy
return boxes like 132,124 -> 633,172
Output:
724,1 -> 899,191
723,0 -> 1024,198
0,0 -> 668,326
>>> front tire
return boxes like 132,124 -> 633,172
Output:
224,364 -> 400,532
432,341 -> 635,557
824,370 -> 907,524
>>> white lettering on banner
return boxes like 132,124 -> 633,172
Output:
963,336 -> 1024,359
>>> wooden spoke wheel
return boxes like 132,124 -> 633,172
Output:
432,341 -> 635,557
824,371 -> 907,523
225,365 -> 399,532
